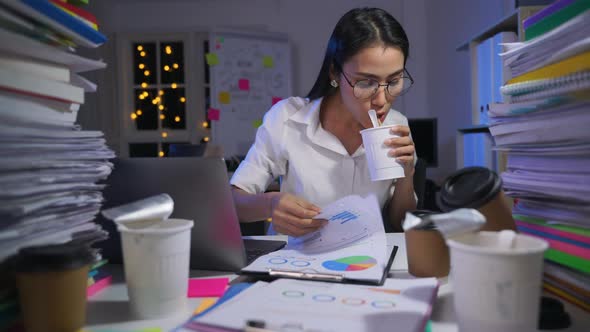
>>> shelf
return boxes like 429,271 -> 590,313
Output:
456,6 -> 545,51
457,125 -> 490,134
457,10 -> 518,51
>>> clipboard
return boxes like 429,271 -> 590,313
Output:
237,245 -> 398,286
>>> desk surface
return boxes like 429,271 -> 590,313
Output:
86,234 -> 590,332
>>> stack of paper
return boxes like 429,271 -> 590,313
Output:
177,278 -> 439,332
0,1 -> 112,329
489,0 -> 590,313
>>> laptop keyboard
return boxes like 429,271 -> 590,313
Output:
243,239 -> 286,264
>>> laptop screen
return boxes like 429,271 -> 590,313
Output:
96,157 -> 248,271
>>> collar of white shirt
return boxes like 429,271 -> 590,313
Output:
286,97 -> 366,157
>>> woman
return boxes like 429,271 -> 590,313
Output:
230,7 -> 416,237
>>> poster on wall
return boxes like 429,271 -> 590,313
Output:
207,30 -> 292,158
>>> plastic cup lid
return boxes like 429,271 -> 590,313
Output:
14,243 -> 94,273
438,167 -> 502,211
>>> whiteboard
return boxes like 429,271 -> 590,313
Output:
208,30 -> 292,157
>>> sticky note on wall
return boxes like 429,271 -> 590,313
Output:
262,56 -> 274,68
207,108 -> 220,121
218,92 -> 230,104
205,53 -> 219,66
238,79 -> 250,91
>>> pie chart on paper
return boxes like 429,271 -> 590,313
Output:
322,256 -> 377,271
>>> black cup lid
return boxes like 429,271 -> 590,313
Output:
14,243 -> 94,273
438,167 -> 502,211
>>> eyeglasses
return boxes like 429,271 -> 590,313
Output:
339,69 -> 414,99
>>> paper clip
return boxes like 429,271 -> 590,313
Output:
268,269 -> 344,282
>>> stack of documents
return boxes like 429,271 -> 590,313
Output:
175,194 -> 439,331
177,278 -> 439,332
489,0 -> 590,313
0,1 -> 112,328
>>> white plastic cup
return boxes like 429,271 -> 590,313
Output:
360,125 -> 405,181
447,231 -> 548,332
118,218 -> 194,319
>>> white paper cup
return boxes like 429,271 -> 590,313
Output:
447,231 -> 548,332
360,125 -> 405,181
119,218 -> 194,319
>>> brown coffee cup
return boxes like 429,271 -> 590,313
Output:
405,167 -> 515,277
14,244 -> 94,332
404,210 -> 450,277
438,167 -> 515,231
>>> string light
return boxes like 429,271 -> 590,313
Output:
152,98 -> 159,105
161,132 -> 168,138
141,82 -> 147,88
179,97 -> 186,103
158,90 -> 164,96
139,95 -> 146,100
203,136 -> 210,142
174,116 -> 181,122
173,63 -> 179,69
130,113 -> 137,120
163,65 -> 170,71
202,121 -> 209,128
138,63 -> 145,69
144,70 -> 150,76
142,91 -> 149,97
171,83 -> 177,89
137,45 -> 143,51
165,46 -> 172,54
158,105 -> 164,110
160,114 -> 165,120
140,51 -> 146,57
159,151 -> 164,157
136,110 -> 143,115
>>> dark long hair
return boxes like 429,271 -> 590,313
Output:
306,8 -> 409,100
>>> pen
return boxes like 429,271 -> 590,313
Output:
244,319 -> 274,332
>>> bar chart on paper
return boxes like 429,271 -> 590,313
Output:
329,210 -> 359,224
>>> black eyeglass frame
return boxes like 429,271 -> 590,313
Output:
338,68 -> 414,99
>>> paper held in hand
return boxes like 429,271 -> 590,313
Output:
240,194 -> 396,285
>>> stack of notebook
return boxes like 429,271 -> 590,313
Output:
0,0 -> 112,329
488,0 -> 590,313
87,258 -> 111,298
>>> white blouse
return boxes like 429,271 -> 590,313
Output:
230,97 -> 414,233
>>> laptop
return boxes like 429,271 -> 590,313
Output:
95,157 -> 285,272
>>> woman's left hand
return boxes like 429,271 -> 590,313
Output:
385,125 -> 415,177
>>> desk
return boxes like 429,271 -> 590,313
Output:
86,234 -> 590,332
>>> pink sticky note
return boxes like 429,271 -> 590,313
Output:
238,79 -> 250,91
187,277 -> 229,298
207,108 -> 220,121
271,97 -> 282,106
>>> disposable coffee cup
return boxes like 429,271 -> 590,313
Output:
448,231 -> 548,332
438,167 -> 515,231
360,125 -> 405,181
14,243 -> 94,332
404,210 -> 450,277
119,218 -> 193,319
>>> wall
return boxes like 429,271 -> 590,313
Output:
424,0 -> 509,182
79,0 -> 513,183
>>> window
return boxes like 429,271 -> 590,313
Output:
117,33 -> 210,157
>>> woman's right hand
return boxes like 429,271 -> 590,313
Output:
270,193 -> 326,237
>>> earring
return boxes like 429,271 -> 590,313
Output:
330,80 -> 339,88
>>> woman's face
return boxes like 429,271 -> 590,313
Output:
336,45 -> 405,129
